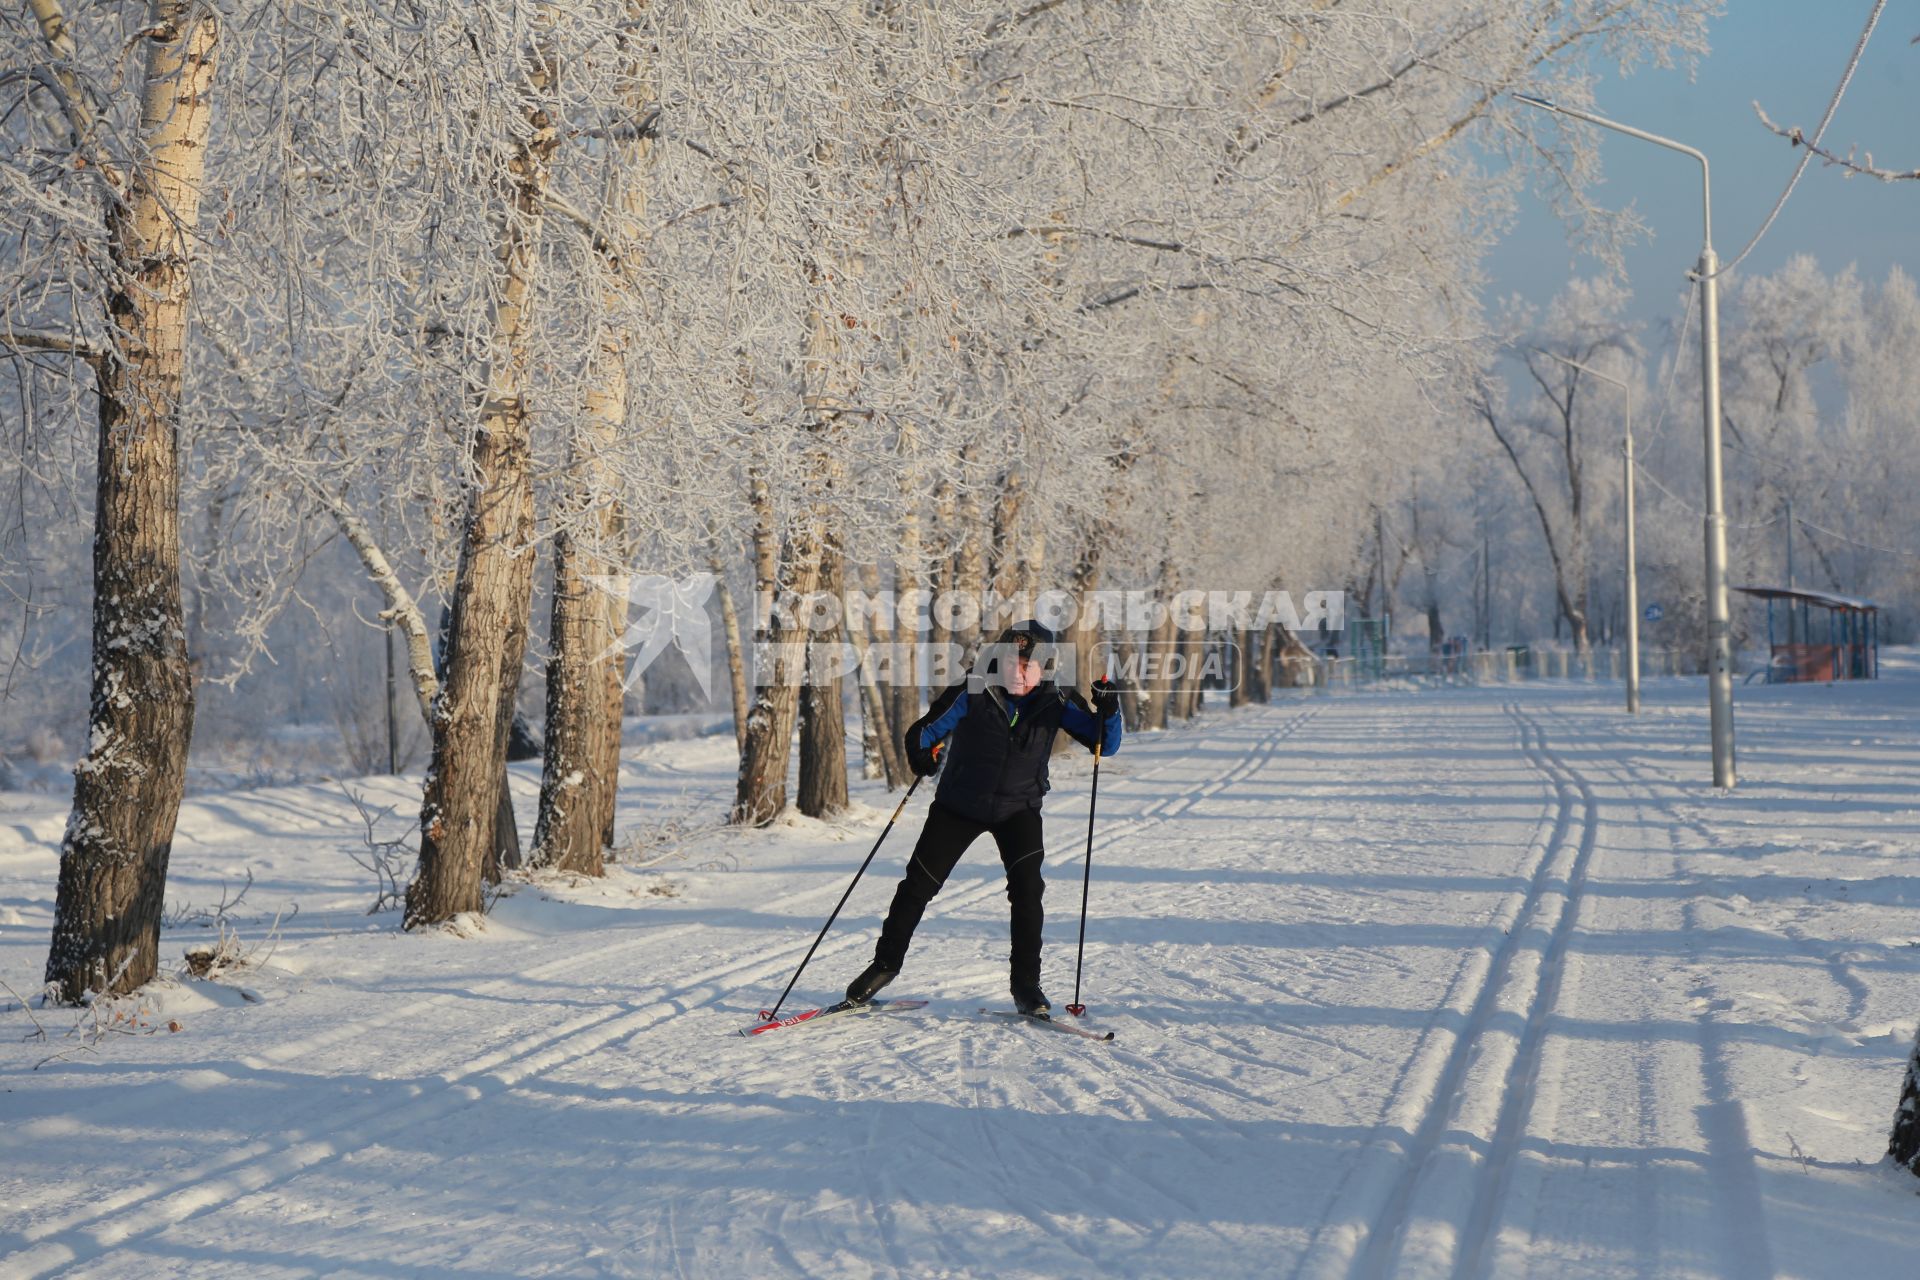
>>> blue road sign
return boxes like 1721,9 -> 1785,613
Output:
1643,603 -> 1664,623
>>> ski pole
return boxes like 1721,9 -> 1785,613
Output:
759,772 -> 924,1023
1065,740 -> 1101,1017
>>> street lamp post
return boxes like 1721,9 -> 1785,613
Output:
1513,94 -> 1735,786
1624,405 -> 1639,715
1526,347 -> 1639,714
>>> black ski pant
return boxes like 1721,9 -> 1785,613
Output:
875,802 -> 1046,984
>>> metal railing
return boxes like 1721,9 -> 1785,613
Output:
1291,645 -> 1733,691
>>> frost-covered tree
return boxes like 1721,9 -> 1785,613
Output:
7,0 -> 224,1001
1477,279 -> 1640,654
1,0 -> 1730,980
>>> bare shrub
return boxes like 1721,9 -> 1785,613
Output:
341,784 -> 416,913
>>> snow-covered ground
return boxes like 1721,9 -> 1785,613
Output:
5,662 -> 1920,1278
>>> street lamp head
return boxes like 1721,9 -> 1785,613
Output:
1506,92 -> 1711,247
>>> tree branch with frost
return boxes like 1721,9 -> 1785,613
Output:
297,480 -> 440,724
1475,383 -> 1585,641
1002,224 -> 1187,253
982,0 -> 1075,42
19,0 -> 119,186
1753,101 -> 1919,182
0,327 -> 102,364
1282,16 -> 1499,130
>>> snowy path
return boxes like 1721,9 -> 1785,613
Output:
4,678 -> 1920,1277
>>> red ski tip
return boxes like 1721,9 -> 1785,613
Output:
1065,1004 -> 1086,1017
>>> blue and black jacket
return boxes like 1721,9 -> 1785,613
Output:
906,676 -> 1122,824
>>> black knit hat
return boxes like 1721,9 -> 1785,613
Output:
974,620 -> 1062,689
1000,620 -> 1060,655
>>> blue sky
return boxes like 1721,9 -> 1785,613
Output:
1485,1 -> 1914,331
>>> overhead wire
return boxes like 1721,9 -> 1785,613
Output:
1631,470 -> 1920,557
1631,460 -> 1783,531
1703,0 -> 1888,279
1792,514 -> 1920,561
1636,280 -> 1696,454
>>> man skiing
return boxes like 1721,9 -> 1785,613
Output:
844,620 -> 1122,1017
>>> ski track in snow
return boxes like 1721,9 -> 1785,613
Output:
5,676 -> 1920,1278
1519,704 -> 1778,1280
1292,702 -> 1598,1280
0,709 -> 1319,1279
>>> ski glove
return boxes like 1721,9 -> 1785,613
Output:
904,679 -> 966,777
907,739 -> 945,778
1089,678 -> 1120,719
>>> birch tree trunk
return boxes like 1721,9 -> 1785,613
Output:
734,533 -> 824,823
406,41 -> 558,927
482,610 -> 530,885
597,555 -> 627,853
1143,566 -> 1177,731
1171,610 -> 1206,721
1117,652 -> 1143,733
951,523 -> 986,656
950,450 -> 986,655
1229,628 -> 1252,708
1067,547 -> 1102,691
798,550 -> 849,818
749,472 -> 780,652
854,562 -> 910,787
713,555 -> 750,751
926,477 -> 957,681
890,506 -> 922,739
1169,633 -> 1196,721
851,622 -> 907,786
1247,626 -> 1270,703
43,0 -> 220,1003
854,656 -> 885,781
731,392 -> 840,820
1015,523 -> 1046,604
1052,544 -> 1102,756
532,346 -> 628,876
986,466 -> 1024,602
732,474 -> 796,824
532,10 -> 652,874
736,94 -> 860,823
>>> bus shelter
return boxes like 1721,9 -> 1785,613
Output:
1734,585 -> 1880,683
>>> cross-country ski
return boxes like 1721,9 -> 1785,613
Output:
980,1008 -> 1117,1042
739,997 -> 928,1038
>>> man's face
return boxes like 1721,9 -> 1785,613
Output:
1009,654 -> 1041,696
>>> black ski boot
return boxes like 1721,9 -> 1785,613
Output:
846,962 -> 898,1006
1012,980 -> 1050,1018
